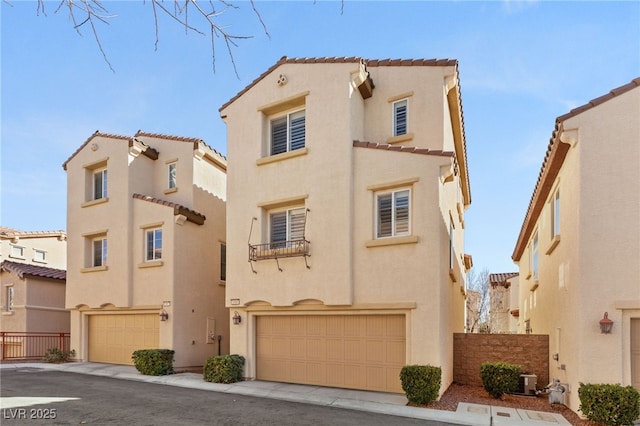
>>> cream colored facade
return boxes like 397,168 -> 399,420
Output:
489,273 -> 519,333
0,227 -> 67,270
221,57 -> 471,394
1,261 -> 69,334
63,131 -> 228,368
512,78 -> 640,410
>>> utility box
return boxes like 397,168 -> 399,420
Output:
519,374 -> 537,395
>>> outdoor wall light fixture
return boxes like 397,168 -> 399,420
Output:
159,307 -> 169,322
232,311 -> 242,325
599,312 -> 613,334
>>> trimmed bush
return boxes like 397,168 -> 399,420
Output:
399,365 -> 442,404
578,383 -> 640,426
131,349 -> 174,376
43,348 -> 75,363
480,361 -> 521,398
203,354 -> 245,384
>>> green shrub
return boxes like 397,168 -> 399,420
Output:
399,365 -> 442,404
42,348 -> 76,363
131,349 -> 174,376
480,362 -> 521,398
203,354 -> 245,384
578,383 -> 640,425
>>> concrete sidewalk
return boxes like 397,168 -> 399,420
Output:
0,362 -> 570,425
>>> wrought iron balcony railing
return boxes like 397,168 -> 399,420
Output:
249,239 -> 310,261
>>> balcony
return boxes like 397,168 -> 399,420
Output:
248,239 -> 311,271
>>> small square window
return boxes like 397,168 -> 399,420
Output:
270,110 -> 306,155
10,245 -> 25,259
270,207 -> 306,248
34,249 -> 46,263
376,189 -> 410,238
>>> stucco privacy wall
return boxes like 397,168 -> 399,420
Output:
453,333 -> 549,387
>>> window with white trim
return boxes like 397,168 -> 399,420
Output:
93,168 -> 108,200
550,188 -> 560,238
168,162 -> 177,189
5,286 -> 14,312
145,228 -> 162,261
393,99 -> 408,137
33,249 -> 46,263
449,216 -> 455,269
270,109 -> 306,155
376,189 -> 410,238
270,207 -> 306,248
10,245 -> 25,259
531,231 -> 539,281
93,237 -> 107,267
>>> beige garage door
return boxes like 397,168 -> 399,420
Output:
632,318 -> 640,391
89,314 -> 159,365
256,315 -> 406,393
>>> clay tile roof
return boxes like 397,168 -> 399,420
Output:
489,272 -> 519,284
219,56 -> 459,113
132,193 -> 206,225
1,260 -> 66,280
63,130 -> 226,171
512,77 -> 640,261
0,228 -> 66,239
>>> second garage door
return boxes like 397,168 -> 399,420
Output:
256,315 -> 406,393
88,314 -> 159,365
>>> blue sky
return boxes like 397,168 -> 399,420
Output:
2,1 -> 639,273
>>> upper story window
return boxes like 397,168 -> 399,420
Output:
270,207 -> 306,248
393,99 -> 408,137
271,109 -> 306,156
93,237 -> 107,267
93,168 -> 108,200
531,231 -> 539,281
145,228 -> 162,261
220,243 -> 226,282
168,162 -> 177,190
449,215 -> 455,270
551,188 -> 560,238
376,189 -> 410,238
10,245 -> 25,259
5,286 -> 14,312
33,249 -> 47,263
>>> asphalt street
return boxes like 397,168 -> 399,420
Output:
0,369 -> 448,426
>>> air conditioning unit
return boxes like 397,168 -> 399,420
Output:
520,374 -> 537,395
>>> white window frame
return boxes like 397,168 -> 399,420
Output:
168,162 -> 177,189
5,286 -> 14,312
9,245 -> 25,259
551,188 -> 560,238
375,188 -> 411,239
269,207 -> 306,247
393,99 -> 408,137
33,249 -> 47,263
93,168 -> 108,200
531,231 -> 539,281
93,237 -> 107,267
145,228 -> 162,261
270,109 -> 306,156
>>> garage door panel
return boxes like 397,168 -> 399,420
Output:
257,315 -> 405,393
89,314 -> 159,365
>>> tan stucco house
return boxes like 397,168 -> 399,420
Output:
63,130 -> 228,368
220,56 -> 471,394
0,227 -> 67,269
488,272 -> 519,333
512,78 -> 640,410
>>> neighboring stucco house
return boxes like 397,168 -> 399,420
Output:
1,261 -> 68,332
488,272 -> 519,334
512,78 -> 640,410
0,227 -> 67,269
63,130 -> 228,368
220,56 -> 471,394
